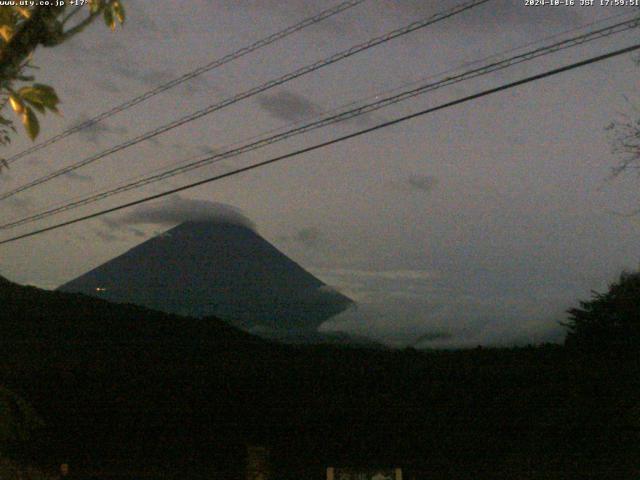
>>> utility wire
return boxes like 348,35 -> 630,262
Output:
1,41 -> 638,246
2,0 -> 368,166
0,0 -> 491,202
2,14 -> 638,230
42,8 -> 630,212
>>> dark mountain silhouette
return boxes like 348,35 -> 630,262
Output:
58,221 -> 353,332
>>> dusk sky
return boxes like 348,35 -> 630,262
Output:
1,0 -> 640,347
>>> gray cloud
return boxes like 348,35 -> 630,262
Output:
294,227 -> 323,247
6,196 -> 34,211
92,76 -> 122,94
280,227 -> 325,249
64,170 -> 93,182
107,57 -> 214,97
110,62 -> 176,88
257,90 -> 322,122
102,195 -> 256,231
93,228 -> 122,243
130,227 -> 147,238
407,174 -> 437,193
74,115 -> 128,143
198,145 -> 220,156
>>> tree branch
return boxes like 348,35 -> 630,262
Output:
59,8 -> 102,43
61,6 -> 83,27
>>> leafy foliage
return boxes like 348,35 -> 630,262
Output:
0,385 -> 43,449
0,457 -> 54,480
0,1 -> 125,152
563,270 -> 640,350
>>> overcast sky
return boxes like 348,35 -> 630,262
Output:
1,0 -> 640,347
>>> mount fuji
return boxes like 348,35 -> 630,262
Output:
58,220 -> 353,333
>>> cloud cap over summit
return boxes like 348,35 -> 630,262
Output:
103,195 -> 256,231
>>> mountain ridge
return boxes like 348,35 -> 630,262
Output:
58,220 -> 353,332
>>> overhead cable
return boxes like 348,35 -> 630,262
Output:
2,14 -> 638,230
0,0 -> 491,202
1,41 -> 638,245
2,0 -> 369,166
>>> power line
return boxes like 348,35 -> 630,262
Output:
2,14 -> 638,231
1,41 -> 638,246
50,9 -> 632,208
0,0 -> 491,202
2,0 -> 368,167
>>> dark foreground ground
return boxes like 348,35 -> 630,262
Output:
1,279 -> 639,479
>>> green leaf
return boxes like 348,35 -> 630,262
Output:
112,1 -> 125,24
28,102 -> 45,113
89,0 -> 103,14
31,83 -> 59,101
103,7 -> 115,31
18,84 -> 60,113
18,87 -> 44,104
22,107 -> 39,140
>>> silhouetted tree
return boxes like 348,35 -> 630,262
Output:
0,456 -> 53,480
563,270 -> 640,350
607,110 -> 640,190
0,385 -> 43,452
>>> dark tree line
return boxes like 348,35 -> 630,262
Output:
563,270 -> 640,350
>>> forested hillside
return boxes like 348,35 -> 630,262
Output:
1,278 -> 639,479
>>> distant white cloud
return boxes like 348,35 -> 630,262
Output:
315,264 -> 567,348
320,293 -> 566,348
314,267 -> 436,282
310,266 -> 441,309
